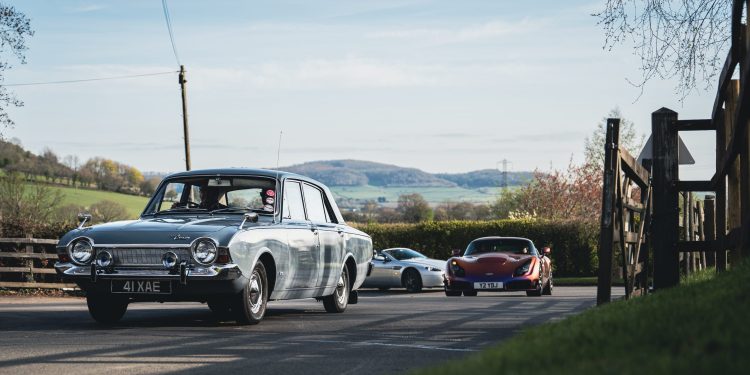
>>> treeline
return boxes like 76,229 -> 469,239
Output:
0,139 -> 160,196
344,161 -> 603,225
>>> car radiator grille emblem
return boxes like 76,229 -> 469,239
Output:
485,272 -> 494,276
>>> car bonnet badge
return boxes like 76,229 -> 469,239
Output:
172,234 -> 191,241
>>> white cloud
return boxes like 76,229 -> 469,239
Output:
69,4 -> 106,13
366,19 -> 540,44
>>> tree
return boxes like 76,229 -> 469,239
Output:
0,172 -> 63,235
595,0 -> 732,98
0,4 -> 34,134
583,107 -> 644,168
396,193 -> 433,222
89,200 -> 129,223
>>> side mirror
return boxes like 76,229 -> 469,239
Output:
238,212 -> 259,229
77,213 -> 92,229
543,247 -> 551,256
451,249 -> 462,257
382,255 -> 391,263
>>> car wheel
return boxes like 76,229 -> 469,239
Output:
323,266 -> 350,313
543,275 -> 553,295
207,297 -> 232,316
402,269 -> 423,292
463,290 -> 478,297
87,293 -> 128,324
526,280 -> 543,297
232,261 -> 269,325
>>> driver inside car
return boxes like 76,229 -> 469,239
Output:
199,187 -> 227,210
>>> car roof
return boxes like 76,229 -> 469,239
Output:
471,236 -> 532,242
164,168 -> 317,184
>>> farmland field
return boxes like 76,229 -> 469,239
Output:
329,185 -> 514,205
43,184 -> 149,218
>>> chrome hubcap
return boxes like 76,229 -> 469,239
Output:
336,273 -> 347,305
248,271 -> 263,314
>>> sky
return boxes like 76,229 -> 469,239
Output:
3,0 -> 722,179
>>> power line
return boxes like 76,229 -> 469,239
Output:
162,0 -> 181,66
0,71 -> 179,87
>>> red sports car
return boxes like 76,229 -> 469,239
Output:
444,236 -> 552,297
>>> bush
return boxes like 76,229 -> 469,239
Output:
353,220 -> 599,277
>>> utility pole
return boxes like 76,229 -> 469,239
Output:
179,65 -> 191,171
496,159 -> 510,191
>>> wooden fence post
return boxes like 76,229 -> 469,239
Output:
705,195 -> 717,267
597,118 -> 619,305
652,108 -> 680,290
24,234 -> 34,283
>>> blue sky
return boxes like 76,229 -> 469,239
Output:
3,0 -> 720,179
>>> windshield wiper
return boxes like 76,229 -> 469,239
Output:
209,207 -> 252,215
155,207 -> 208,215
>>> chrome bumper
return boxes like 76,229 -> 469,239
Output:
55,262 -> 243,282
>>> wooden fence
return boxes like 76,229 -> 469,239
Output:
598,0 -> 750,303
0,237 -> 76,289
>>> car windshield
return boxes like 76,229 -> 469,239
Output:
465,239 -> 534,256
146,176 -> 277,215
384,248 -> 427,260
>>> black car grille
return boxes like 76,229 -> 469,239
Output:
106,248 -> 192,266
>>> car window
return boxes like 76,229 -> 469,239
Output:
283,181 -> 306,220
302,183 -> 328,223
158,182 -> 185,211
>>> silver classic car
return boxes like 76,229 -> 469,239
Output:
55,169 -> 373,325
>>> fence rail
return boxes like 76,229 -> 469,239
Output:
0,236 -> 76,289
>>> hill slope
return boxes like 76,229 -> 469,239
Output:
281,160 -> 531,188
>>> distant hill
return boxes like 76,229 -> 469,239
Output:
436,169 -> 534,188
280,160 -> 531,188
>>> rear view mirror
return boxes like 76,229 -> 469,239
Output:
77,213 -> 92,229
451,249 -> 462,257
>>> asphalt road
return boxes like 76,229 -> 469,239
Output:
0,286 -> 622,375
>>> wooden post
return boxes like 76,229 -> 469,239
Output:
716,108 -> 728,272
25,234 -> 33,283
697,200 -> 706,270
597,118 -> 619,305
652,108 -> 680,290
726,80 -> 741,267
705,195 -> 717,267
681,192 -> 690,276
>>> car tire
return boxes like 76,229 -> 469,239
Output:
543,276 -> 553,296
526,280 -> 543,297
232,262 -> 269,325
87,293 -> 128,324
463,290 -> 478,297
402,269 -> 423,293
323,266 -> 350,313
445,289 -> 462,297
207,297 -> 232,316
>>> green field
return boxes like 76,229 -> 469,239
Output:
330,185 -> 514,205
413,264 -> 747,374
47,184 -> 149,218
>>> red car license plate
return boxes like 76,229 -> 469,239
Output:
111,280 -> 171,294
474,282 -> 503,289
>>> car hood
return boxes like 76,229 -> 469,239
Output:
453,252 -> 534,275
57,215 -> 264,247
402,258 -> 446,270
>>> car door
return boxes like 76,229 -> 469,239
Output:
368,252 -> 400,287
283,180 -> 319,291
301,182 -> 343,290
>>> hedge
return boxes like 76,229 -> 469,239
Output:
352,220 -> 599,277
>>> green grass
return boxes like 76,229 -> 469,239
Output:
413,263 -> 748,374
46,184 -> 149,218
330,185 -> 516,205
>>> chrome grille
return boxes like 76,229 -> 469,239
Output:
107,248 -> 192,266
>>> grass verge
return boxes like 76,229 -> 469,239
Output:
413,262 -> 748,374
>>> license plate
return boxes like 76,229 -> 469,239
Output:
111,280 -> 171,294
474,282 -> 503,290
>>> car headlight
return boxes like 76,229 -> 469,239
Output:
192,239 -> 218,265
514,260 -> 532,276
425,266 -> 442,272
450,260 -> 465,277
69,238 -> 94,265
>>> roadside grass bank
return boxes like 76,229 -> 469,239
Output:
414,261 -> 748,374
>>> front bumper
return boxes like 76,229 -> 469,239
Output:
55,262 -> 246,299
444,275 -> 538,292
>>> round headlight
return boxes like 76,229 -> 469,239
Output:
69,239 -> 94,265
192,239 -> 217,265
95,250 -> 113,267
